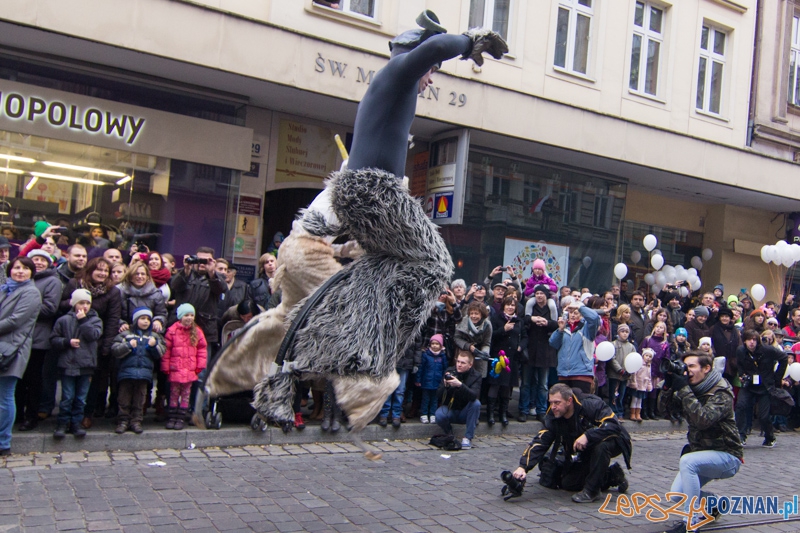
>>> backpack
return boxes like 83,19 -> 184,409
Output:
429,433 -> 462,451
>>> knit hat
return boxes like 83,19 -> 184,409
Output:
714,284 -> 724,293
532,259 -> 546,272
642,347 -> 656,356
27,249 -> 52,264
726,294 -> 739,305
70,288 -> 92,307
767,317 -> 780,327
176,303 -> 195,319
717,307 -> 734,319
693,306 -> 709,317
617,324 -> 630,333
131,307 -> 153,325
429,334 -> 444,347
698,337 -> 712,347
533,284 -> 551,298
33,220 -> 50,238
675,327 -> 688,338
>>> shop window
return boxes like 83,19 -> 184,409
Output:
313,0 -> 376,19
696,24 -> 727,116
469,0 -> 511,41
789,16 -> 800,106
554,0 -> 594,76
629,1 -> 665,97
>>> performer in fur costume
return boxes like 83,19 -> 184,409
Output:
201,11 -> 507,459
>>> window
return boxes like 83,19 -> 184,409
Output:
554,0 -> 594,75
469,0 -> 511,41
629,1 -> 664,96
789,16 -> 800,106
559,188 -> 580,224
696,24 -> 726,115
312,0 -> 376,19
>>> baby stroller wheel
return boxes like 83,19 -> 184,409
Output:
204,412 -> 214,429
213,412 -> 223,430
250,413 -> 267,432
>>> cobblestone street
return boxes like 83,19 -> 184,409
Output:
2,431 -> 799,532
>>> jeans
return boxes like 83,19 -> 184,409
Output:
519,366 -> 550,415
669,450 -> 741,523
435,399 -> 480,440
419,389 -> 438,417
58,375 -> 92,428
735,387 -> 773,440
379,369 -> 408,419
607,378 -> 628,418
0,376 -> 18,450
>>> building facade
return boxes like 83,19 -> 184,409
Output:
0,0 -> 797,297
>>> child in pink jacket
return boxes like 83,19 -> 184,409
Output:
523,259 -> 558,298
161,304 -> 207,430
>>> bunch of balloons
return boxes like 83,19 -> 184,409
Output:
489,350 -> 511,378
760,240 -> 800,269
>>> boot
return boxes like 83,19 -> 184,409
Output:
154,392 -> 167,422
646,398 -> 656,420
499,397 -> 510,427
486,398 -> 496,427
310,389 -> 324,420
321,390 -> 333,432
634,408 -> 643,422
115,420 -> 129,434
294,412 -> 305,430
331,400 -> 342,433
53,423 -> 67,439
165,408 -> 177,430
173,409 -> 186,430
640,401 -> 651,420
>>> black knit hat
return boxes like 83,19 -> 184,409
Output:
533,284 -> 551,298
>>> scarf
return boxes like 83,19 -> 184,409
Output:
691,367 -> 722,396
150,267 -> 172,288
569,319 -> 582,333
503,312 -> 516,322
0,278 -> 30,294
81,279 -> 108,298
468,318 -> 485,336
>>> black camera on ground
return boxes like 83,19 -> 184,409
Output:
660,358 -> 687,376
185,255 -> 208,265
500,470 -> 525,501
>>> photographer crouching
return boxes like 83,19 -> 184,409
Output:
505,383 -> 631,503
658,352 -> 743,533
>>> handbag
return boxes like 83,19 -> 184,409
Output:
0,347 -> 20,373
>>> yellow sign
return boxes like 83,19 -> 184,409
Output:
275,119 -> 339,183
237,215 -> 258,236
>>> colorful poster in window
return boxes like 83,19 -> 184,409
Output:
502,238 -> 569,289
22,177 -> 73,214
274,119 -> 340,184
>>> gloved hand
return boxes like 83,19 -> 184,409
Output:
671,372 -> 689,391
461,28 -> 509,66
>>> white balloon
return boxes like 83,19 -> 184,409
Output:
655,272 -> 666,287
613,263 -> 628,280
770,246 -> 781,265
624,352 -> 643,373
679,286 -> 690,298
651,254 -> 664,270
789,362 -> 800,381
690,256 -> 703,270
702,248 -> 713,261
595,341 -> 615,362
662,265 -> 675,277
631,251 -> 642,264
691,278 -> 702,291
643,234 -> 657,252
750,284 -> 766,302
687,268 -> 698,277
760,245 -> 771,264
652,284 -> 661,295
582,256 -> 592,268
652,249 -> 662,256
783,253 -> 796,268
644,273 -> 655,285
792,243 -> 800,261
665,270 -> 677,284
688,275 -> 700,287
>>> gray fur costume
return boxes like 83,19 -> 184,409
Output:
252,166 -> 453,433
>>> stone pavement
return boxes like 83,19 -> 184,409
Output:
2,431 -> 799,532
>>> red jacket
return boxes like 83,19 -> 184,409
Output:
161,322 -> 207,383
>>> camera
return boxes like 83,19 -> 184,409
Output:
185,255 -> 208,265
500,470 -> 525,500
444,372 -> 454,381
660,358 -> 687,376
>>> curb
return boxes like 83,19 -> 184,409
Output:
7,417 -> 685,455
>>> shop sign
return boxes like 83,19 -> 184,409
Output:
235,195 -> 262,216
427,163 -> 456,191
410,152 -> 429,199
231,263 -> 256,283
274,119 -> 339,184
432,192 -> 454,220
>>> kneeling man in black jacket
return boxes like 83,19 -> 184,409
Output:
435,352 -> 482,450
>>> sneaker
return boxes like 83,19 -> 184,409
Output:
420,416 -> 429,424
740,435 -> 747,446
294,412 -> 305,430
571,489 -> 600,503
429,415 -> 435,424
762,436 -> 776,447
53,424 -> 67,439
377,416 -> 388,427
392,417 -> 401,428
130,422 -> 143,434
461,437 -> 471,449
529,408 -> 537,416
72,425 -> 86,438
115,422 -> 128,434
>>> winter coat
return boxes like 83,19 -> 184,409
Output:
417,349 -> 448,390
50,309 -> 103,376
0,281 -> 41,379
640,334 -> 671,382
489,312 -> 527,388
61,279 -> 122,357
629,361 -> 653,392
523,272 -> 558,297
685,319 -> 711,350
218,278 -> 252,317
396,334 -> 421,372
249,275 -> 272,310
161,321 -> 208,384
436,365 -> 481,411
524,300 -> 558,368
628,307 -> 647,346
607,339 -> 636,379
549,305 -> 599,379
31,267 -> 62,350
422,304 -> 462,350
111,328 -> 166,382
454,316 -> 492,356
735,343 -> 788,393
711,322 -> 741,381
171,270 -> 226,344
118,281 -> 167,330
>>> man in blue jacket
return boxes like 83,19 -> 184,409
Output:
549,301 -> 600,394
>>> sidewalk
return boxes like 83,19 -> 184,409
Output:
7,412 -> 686,455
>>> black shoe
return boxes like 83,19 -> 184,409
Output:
571,489 -> 600,503
536,413 -> 545,423
72,425 -> 86,438
377,416 -> 388,427
517,413 -> 527,423
17,419 -> 38,431
762,437 -> 776,447
778,424 -> 790,432
0,448 -> 10,456
53,424 -> 67,439
392,417 -> 401,428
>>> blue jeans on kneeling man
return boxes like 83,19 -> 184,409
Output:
435,399 -> 480,440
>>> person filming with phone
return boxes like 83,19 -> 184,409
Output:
434,351 -> 482,450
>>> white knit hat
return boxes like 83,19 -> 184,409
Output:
70,288 -> 92,307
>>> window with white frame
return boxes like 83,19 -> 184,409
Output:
554,0 -> 594,75
696,24 -> 727,115
313,0 -> 376,19
469,0 -> 511,41
629,1 -> 664,96
789,16 -> 800,106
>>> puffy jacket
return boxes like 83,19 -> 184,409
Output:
118,282 -> 167,329
641,334 -> 671,381
161,321 -> 208,384
50,309 -> 103,376
0,281 -> 41,379
523,273 -> 558,298
61,279 -> 122,357
417,349 -> 447,389
31,267 -> 62,350
112,328 -> 166,382
550,305 -> 599,379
